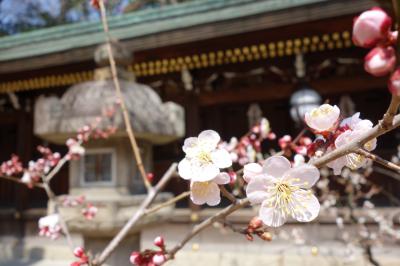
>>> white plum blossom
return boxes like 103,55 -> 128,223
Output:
178,130 -> 232,182
246,156 -> 320,227
243,163 -> 263,182
190,172 -> 230,206
327,113 -> 377,175
38,214 -> 61,239
304,104 -> 340,132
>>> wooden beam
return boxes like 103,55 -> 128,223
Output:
197,75 -> 386,106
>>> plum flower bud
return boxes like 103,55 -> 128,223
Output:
73,247 -> 85,258
364,46 -> 396,76
305,104 -> 340,132
154,236 -> 165,248
129,251 -> 141,265
388,68 -> 400,96
248,216 -> 263,230
258,231 -> 273,241
152,254 -> 166,265
353,7 -> 392,48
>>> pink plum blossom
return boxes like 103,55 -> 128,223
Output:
364,46 -> 396,76
178,130 -> 232,182
327,113 -> 376,175
190,172 -> 230,206
352,7 -> 392,48
305,104 -> 340,132
246,156 -> 320,227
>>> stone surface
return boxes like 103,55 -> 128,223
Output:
34,79 -> 185,145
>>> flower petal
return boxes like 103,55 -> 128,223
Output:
190,181 -> 221,206
263,156 -> 291,179
289,190 -> 320,222
214,172 -> 230,185
243,163 -> 263,182
192,163 -> 220,182
259,202 -> 287,227
246,175 -> 276,205
326,156 -> 346,175
178,158 -> 193,180
198,130 -> 220,151
182,137 -> 199,157
282,164 -> 320,189
211,148 -> 232,169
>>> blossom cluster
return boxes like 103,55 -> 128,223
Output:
22,146 -> 61,187
304,104 -> 376,175
353,7 -> 400,96
130,236 -> 167,266
0,154 -> 23,176
38,214 -> 62,240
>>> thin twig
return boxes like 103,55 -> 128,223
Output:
145,191 -> 190,215
219,186 -> 237,203
98,0 -> 152,192
45,155 -> 69,182
356,149 -> 400,173
92,163 -> 178,266
167,198 -> 250,260
41,179 -> 75,252
382,96 -> 400,129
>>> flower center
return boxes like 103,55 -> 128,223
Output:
197,151 -> 212,164
311,106 -> 332,118
276,182 -> 293,201
193,182 -> 211,197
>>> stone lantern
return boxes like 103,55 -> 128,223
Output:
33,41 -> 185,265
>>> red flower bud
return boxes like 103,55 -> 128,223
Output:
353,7 -> 392,48
258,231 -> 273,241
73,247 -> 85,258
147,173 -> 154,182
364,46 -> 396,76
153,236 -> 165,248
388,68 -> 400,96
129,251 -> 141,265
248,216 -> 263,230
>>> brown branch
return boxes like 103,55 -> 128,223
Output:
167,198 -> 250,260
144,191 -> 190,215
92,163 -> 178,266
382,96 -> 400,129
45,155 -> 69,182
0,175 -> 44,189
98,0 -> 152,192
219,185 -> 237,203
356,149 -> 400,173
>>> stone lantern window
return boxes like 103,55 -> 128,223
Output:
80,148 -> 116,186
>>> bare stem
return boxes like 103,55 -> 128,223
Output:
92,163 -> 177,266
356,149 -> 400,172
382,96 -> 400,129
219,186 -> 237,203
41,179 -> 75,252
45,155 -> 69,182
98,0 -> 152,191
145,191 -> 190,215
167,198 -> 250,260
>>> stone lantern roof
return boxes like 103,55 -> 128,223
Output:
34,42 -> 184,145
